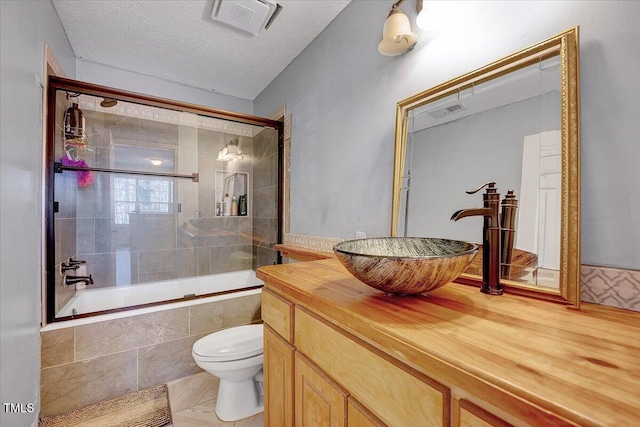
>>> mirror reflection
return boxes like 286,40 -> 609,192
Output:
392,28 -> 580,305
399,57 -> 561,287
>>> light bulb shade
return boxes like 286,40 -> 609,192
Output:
378,9 -> 417,56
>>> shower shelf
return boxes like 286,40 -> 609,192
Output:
53,162 -> 199,182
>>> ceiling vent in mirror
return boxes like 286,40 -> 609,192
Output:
212,0 -> 282,36
428,103 -> 465,119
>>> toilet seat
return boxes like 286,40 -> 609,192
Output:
193,324 -> 263,362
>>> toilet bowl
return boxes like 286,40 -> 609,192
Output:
192,324 -> 264,421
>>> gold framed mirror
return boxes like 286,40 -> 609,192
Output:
391,28 -> 580,306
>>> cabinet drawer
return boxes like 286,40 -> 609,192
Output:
295,307 -> 449,427
262,289 -> 294,342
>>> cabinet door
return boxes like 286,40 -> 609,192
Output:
452,399 -> 512,427
295,352 -> 348,427
264,325 -> 295,427
347,397 -> 387,427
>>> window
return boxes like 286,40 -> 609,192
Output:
113,177 -> 174,224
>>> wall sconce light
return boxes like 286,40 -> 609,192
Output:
217,138 -> 243,162
416,0 -> 449,32
378,0 -> 417,56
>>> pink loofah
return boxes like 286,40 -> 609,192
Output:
60,156 -> 94,187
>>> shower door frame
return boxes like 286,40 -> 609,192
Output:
45,76 -> 284,324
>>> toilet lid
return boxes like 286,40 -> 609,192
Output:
193,324 -> 263,361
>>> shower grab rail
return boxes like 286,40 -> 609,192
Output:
54,162 -> 199,182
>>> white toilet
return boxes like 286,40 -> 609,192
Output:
192,324 -> 264,421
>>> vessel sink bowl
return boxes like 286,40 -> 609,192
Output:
333,237 -> 478,295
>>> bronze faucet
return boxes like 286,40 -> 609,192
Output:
64,274 -> 93,287
450,182 -> 503,295
500,190 -> 518,279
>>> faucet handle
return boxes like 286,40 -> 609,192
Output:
466,181 -> 496,195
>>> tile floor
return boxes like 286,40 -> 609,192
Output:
166,372 -> 263,427
171,400 -> 263,426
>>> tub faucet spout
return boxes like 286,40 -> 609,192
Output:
64,275 -> 93,287
450,181 -> 502,295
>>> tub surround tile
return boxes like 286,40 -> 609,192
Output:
188,300 -> 226,335
210,245 -> 253,274
75,308 -> 189,359
78,252 -> 117,289
138,334 -> 204,389
222,293 -> 261,329
254,245 -> 277,270
180,247 -> 199,279
166,372 -> 218,415
54,267 -> 76,314
189,294 -> 261,336
76,218 -> 96,254
40,349 -> 138,417
138,249 -> 180,283
197,247 -> 212,276
56,218 -> 77,265
41,328 -> 74,368
42,292 -> 263,419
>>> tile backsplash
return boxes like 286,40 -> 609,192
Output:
581,265 -> 640,312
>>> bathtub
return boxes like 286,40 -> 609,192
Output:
47,270 -> 263,328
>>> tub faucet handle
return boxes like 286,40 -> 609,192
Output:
61,258 -> 86,273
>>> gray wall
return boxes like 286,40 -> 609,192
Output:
254,0 -> 640,271
0,1 -> 76,426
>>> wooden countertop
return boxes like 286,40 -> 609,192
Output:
257,259 -> 640,427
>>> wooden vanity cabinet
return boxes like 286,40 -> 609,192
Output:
263,288 -> 447,427
259,259 -> 640,427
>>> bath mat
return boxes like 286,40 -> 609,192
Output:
38,384 -> 171,427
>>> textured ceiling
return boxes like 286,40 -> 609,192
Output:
52,0 -> 352,100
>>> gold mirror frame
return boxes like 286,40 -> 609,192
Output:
391,28 -> 581,306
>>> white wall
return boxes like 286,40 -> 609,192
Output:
0,1 -> 76,426
254,0 -> 640,271
76,59 -> 253,115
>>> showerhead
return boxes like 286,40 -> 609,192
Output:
100,98 -> 118,108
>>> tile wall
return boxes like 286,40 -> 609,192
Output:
40,292 -> 262,417
252,129 -> 279,268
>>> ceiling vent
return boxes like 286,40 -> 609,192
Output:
427,103 -> 465,119
212,0 -> 282,36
